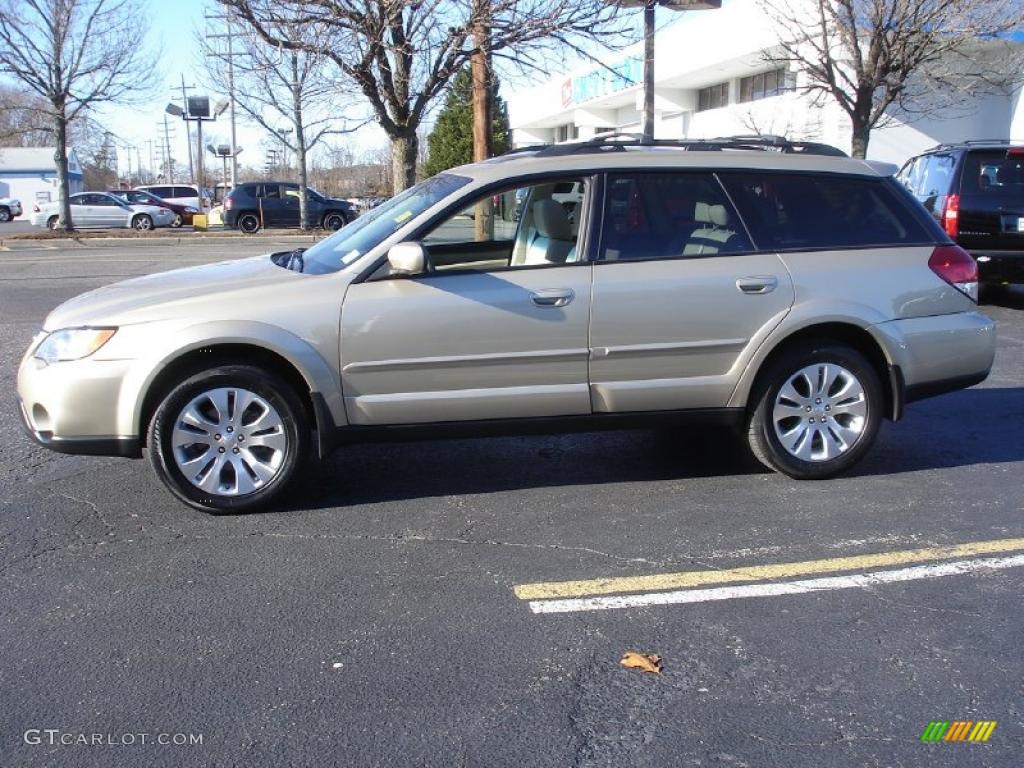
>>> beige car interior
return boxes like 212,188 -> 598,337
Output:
682,201 -> 740,255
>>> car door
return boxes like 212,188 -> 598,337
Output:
339,176 -> 595,425
588,171 -> 794,413
280,184 -> 301,226
258,184 -> 285,226
93,194 -> 126,227
70,194 -> 103,227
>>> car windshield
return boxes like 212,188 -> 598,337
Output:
294,173 -> 471,275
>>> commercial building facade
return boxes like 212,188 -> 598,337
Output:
507,0 -> 1024,165
0,147 -> 84,218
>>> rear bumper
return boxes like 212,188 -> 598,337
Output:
873,311 -> 995,403
968,250 -> 1024,284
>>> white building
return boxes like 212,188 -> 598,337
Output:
507,0 -> 1024,165
0,147 -> 84,218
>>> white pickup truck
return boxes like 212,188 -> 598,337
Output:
0,197 -> 23,222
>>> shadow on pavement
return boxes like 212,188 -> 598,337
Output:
282,386 -> 1023,510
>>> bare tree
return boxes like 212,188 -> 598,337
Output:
218,0 -> 628,193
204,21 -> 364,229
759,0 -> 1024,158
0,0 -> 149,230
0,84 -> 53,146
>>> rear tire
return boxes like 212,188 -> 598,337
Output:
746,342 -> 882,479
238,213 -> 260,234
147,364 -> 308,513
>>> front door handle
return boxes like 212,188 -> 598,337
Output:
531,288 -> 575,308
736,276 -> 778,295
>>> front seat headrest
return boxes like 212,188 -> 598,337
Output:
533,198 -> 572,240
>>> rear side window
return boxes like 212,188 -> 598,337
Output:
145,186 -> 173,199
599,172 -> 754,261
173,186 -> 198,198
719,173 -> 933,250
962,150 -> 1024,197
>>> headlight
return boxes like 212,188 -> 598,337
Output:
34,328 -> 117,364
184,207 -> 198,213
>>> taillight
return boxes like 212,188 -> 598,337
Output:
940,193 -> 959,238
929,244 -> 977,302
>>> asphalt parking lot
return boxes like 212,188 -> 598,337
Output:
1,239 -> 1023,767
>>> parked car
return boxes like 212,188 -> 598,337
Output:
898,140 -> 1024,286
31,192 -> 175,230
109,189 -> 197,228
223,182 -> 355,233
0,196 -> 23,222
18,136 -> 994,513
135,184 -> 209,212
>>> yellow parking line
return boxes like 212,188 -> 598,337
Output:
513,537 -> 1024,600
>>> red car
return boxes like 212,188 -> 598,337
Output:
107,189 -> 197,228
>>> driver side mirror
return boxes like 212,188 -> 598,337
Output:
387,242 -> 426,275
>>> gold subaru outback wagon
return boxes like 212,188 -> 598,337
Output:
18,137 -> 995,513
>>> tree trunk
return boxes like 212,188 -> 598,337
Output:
292,53 -> 309,230
390,133 -> 417,194
53,107 -> 73,232
850,120 -> 871,159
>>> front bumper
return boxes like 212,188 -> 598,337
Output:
17,351 -> 142,458
970,250 -> 1024,285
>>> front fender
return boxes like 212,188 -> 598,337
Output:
114,320 -> 346,436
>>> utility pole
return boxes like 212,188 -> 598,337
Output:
161,115 -> 175,183
179,76 -> 196,184
642,0 -> 655,144
206,12 -> 241,191
471,0 -> 493,241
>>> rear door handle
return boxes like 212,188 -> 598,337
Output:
531,288 -> 575,308
736,276 -> 778,295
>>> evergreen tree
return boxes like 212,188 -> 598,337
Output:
424,66 -> 510,178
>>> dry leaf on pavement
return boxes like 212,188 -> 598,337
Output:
620,651 -> 662,674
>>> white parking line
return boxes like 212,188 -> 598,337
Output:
527,553 -> 1024,614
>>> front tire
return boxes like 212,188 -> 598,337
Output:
0,207 -> 10,222
323,212 -> 347,231
746,342 -> 882,479
132,214 -> 153,231
47,216 -> 59,230
171,213 -> 183,228
147,365 -> 308,513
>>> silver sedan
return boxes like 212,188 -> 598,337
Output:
31,192 -> 175,230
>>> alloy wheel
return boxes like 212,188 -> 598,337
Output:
171,387 -> 288,496
772,363 -> 868,462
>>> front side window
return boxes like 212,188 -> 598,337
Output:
418,178 -> 587,272
720,172 -> 933,250
297,173 -> 471,275
599,172 -> 753,261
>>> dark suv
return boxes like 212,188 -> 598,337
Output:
898,141 -> 1024,286
223,182 -> 355,233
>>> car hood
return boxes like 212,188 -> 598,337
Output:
45,254 -> 300,329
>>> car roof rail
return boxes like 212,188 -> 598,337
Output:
503,133 -> 847,158
926,139 -> 1015,152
